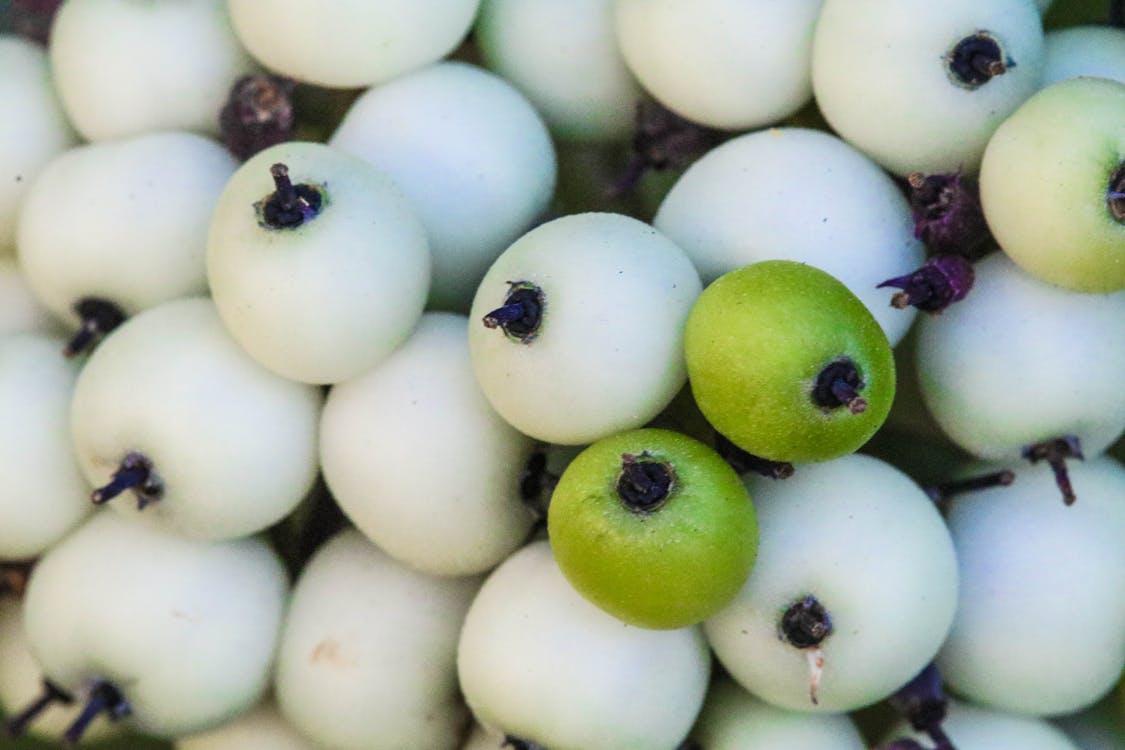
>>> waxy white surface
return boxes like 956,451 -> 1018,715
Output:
274,529 -> 480,750
70,298 -> 322,540
22,512 -> 288,737
654,127 -> 923,347
458,540 -> 711,750
321,312 -> 537,576
468,212 -> 702,445
705,454 -> 959,712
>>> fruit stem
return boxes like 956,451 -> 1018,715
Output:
257,163 -> 323,229
946,32 -> 1011,88
616,452 -> 676,513
503,737 -> 548,750
878,255 -> 975,314
1022,435 -> 1083,506
5,679 -> 72,737
779,595 -> 833,705
63,298 -> 127,358
61,680 -> 131,748
812,358 -> 867,414
923,469 -> 1014,507
713,431 -> 795,479
1108,163 -> 1125,222
481,282 -> 544,343
90,452 -> 163,510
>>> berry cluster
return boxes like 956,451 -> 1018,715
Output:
0,1 -> 1123,750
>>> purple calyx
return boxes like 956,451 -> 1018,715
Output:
878,255 -> 974,314
611,99 -> 724,197
906,172 -> 990,257
886,663 -> 958,750
220,74 -> 296,162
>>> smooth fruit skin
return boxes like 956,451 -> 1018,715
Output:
207,141 -> 431,385
915,253 -> 1125,461
704,454 -> 960,713
689,675 -> 867,749
0,333 -> 89,560
468,212 -> 702,445
0,36 -> 77,254
684,260 -> 895,463
811,0 -> 1045,176
614,0 -> 824,131
49,0 -> 255,141
457,540 -> 711,750
882,700 -> 1082,750
653,127 -> 925,348
0,596 -> 121,743
936,457 -> 1125,716
21,512 -> 289,738
273,529 -> 480,750
979,77 -> 1125,292
548,428 -> 758,630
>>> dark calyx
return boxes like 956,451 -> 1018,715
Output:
62,680 -> 131,748
482,282 -> 544,344
257,163 -> 323,229
90,452 -> 163,510
503,736 -> 549,750
779,595 -> 832,649
888,663 -> 957,750
812,358 -> 867,414
611,99 -> 724,196
63,297 -> 126,358
1108,163 -> 1125,222
713,431 -> 794,480
6,0 -> 63,45
878,255 -> 975,314
519,450 -> 559,522
946,31 -> 1012,88
0,561 -> 33,598
616,452 -> 676,513
906,172 -> 990,258
220,74 -> 296,162
1022,435 -> 1084,506
5,678 -> 72,737
924,468 -> 1014,510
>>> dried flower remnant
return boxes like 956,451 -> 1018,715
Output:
220,74 -> 297,162
878,255 -> 975,314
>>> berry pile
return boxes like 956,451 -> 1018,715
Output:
0,1 -> 1123,749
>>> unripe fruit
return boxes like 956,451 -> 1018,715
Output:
684,260 -> 895,463
548,428 -> 758,629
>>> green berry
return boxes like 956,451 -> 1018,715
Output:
684,260 -> 895,463
547,428 -> 757,630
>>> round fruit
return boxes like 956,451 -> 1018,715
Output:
684,260 -> 895,463
467,212 -> 702,445
548,428 -> 757,629
979,76 -> 1125,292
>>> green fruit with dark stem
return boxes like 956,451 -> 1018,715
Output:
548,428 -> 757,630
684,260 -> 895,463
